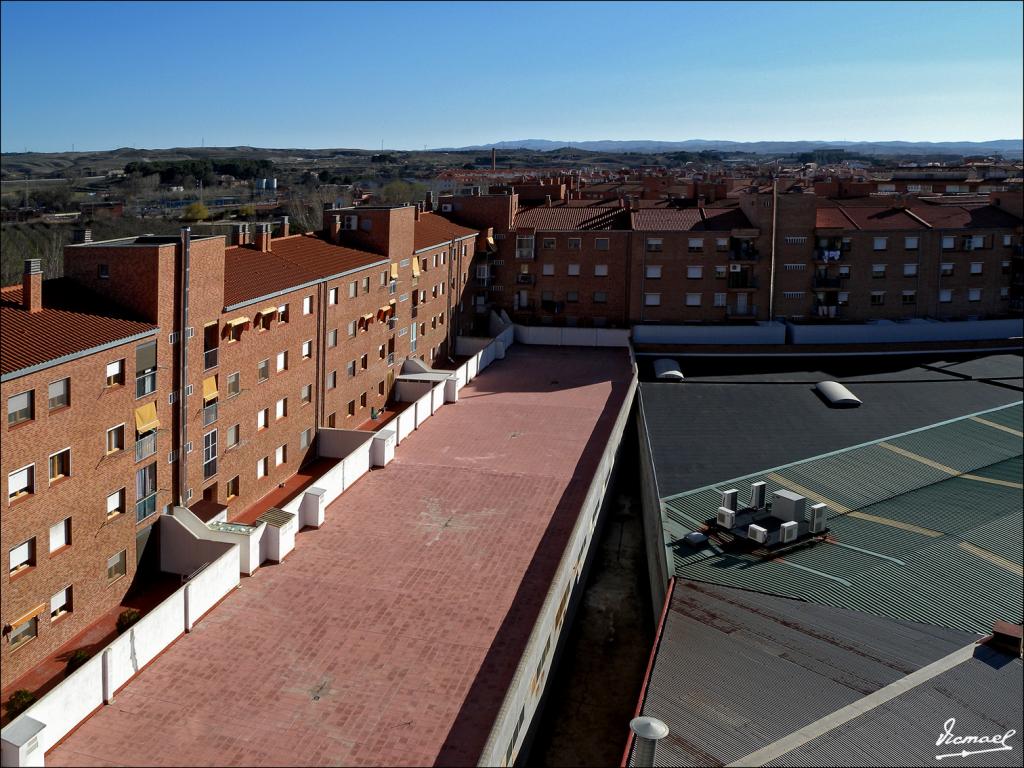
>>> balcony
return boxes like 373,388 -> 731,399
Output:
726,305 -> 758,319
203,348 -> 218,371
727,274 -> 758,290
202,401 -> 218,427
135,371 -> 157,399
813,275 -> 843,289
135,431 -> 157,462
135,493 -> 157,523
516,274 -> 535,285
813,303 -> 842,319
728,247 -> 760,262
815,248 -> 844,262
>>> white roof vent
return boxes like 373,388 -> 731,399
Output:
815,380 -> 862,408
653,358 -> 684,381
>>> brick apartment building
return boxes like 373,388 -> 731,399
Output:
438,180 -> 1023,327
0,204 -> 478,688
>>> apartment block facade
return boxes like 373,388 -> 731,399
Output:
1,205 -> 478,688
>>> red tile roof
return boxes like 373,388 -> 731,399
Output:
514,204 -> 631,231
414,212 -> 477,251
816,208 -> 856,229
815,206 -> 927,230
909,205 -> 1022,229
1,280 -> 157,378
631,207 -> 753,231
222,234 -> 388,308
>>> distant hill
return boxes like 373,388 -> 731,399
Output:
434,138 -> 1024,158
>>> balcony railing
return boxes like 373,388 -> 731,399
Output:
728,248 -> 760,261
727,274 -> 758,289
135,493 -> 157,522
516,274 -> 535,285
135,371 -> 157,399
726,305 -> 758,318
813,275 -> 843,289
203,401 -> 218,426
203,348 -> 218,370
135,431 -> 157,462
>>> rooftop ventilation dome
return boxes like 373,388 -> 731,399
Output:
816,380 -> 862,408
654,358 -> 684,381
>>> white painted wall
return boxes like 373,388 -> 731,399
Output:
397,407 -> 416,444
169,507 -> 263,576
394,380 -> 433,403
431,383 -> 444,414
632,321 -> 786,345
414,392 -> 432,428
788,317 -> 1024,345
187,545 -> 241,623
105,589 -> 185,694
318,428 -> 375,459
159,514 -> 236,577
513,324 -> 632,347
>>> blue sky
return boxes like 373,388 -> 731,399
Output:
1,0 -> 1021,152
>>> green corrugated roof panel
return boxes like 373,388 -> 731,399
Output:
967,455 -> 1024,484
886,417 -> 1021,472
959,512 -> 1024,565
975,407 -> 1024,431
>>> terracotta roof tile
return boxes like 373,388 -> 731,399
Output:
414,212 -> 477,251
1,280 -> 156,378
815,206 -> 927,230
513,205 -> 630,231
631,208 -> 752,231
909,205 -> 1022,229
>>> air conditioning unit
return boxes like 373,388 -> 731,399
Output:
441,203 -> 453,213
721,489 -> 739,511
750,481 -> 766,509
780,521 -> 799,544
809,503 -> 828,533
747,524 -> 768,544
342,215 -> 358,231
717,507 -> 736,529
730,264 -> 742,272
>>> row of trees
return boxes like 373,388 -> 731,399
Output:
122,158 -> 275,186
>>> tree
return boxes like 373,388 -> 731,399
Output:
182,202 -> 209,221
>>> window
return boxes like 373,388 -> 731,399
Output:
49,448 -> 70,482
1004,234 -> 1013,246
542,238 -> 555,249
566,291 -> 579,303
687,265 -> 703,279
688,238 -> 704,252
300,428 -> 313,450
685,293 -> 702,307
135,462 -> 157,521
970,235 -> 985,249
378,379 -> 385,396
646,238 -> 663,252
50,585 -> 73,620
226,476 -> 239,500
716,238 -> 729,251
347,400 -> 356,417
301,340 -> 313,359
542,263 -> 554,276
107,488 -> 125,517
714,292 -> 727,307
1001,287 -> 1009,299
107,550 -> 127,582
105,360 -> 125,387
8,464 -> 33,502
360,392 -> 367,408
838,291 -> 850,306
361,276 -> 370,293
595,238 -> 609,251
594,264 -> 608,277
645,265 -> 662,279
941,263 -> 954,277
275,444 -> 286,467
329,287 -> 339,305
942,236 -> 955,250
106,424 -> 125,454
378,344 -> 386,360
381,270 -> 389,286
258,359 -> 270,382
968,288 -> 982,302
872,264 -> 886,278
303,296 -> 313,315
715,265 -> 727,279
347,360 -> 356,377
48,378 -> 70,410
276,398 -> 287,420
839,265 -> 851,278
970,262 -> 983,275
873,237 -> 888,251
593,291 -> 608,304
327,370 -> 337,389
568,237 -> 581,250
135,341 -> 157,398
7,390 -> 33,426
904,236 -> 919,250
227,424 -> 240,448
277,304 -> 289,323
567,263 -> 580,276
10,538 -> 35,574
328,329 -> 338,348
301,384 -> 312,404
257,457 -> 268,478
870,291 -> 885,306
644,293 -> 661,306
361,354 -> 368,370
276,351 -> 288,372
348,320 -> 357,337
541,290 -> 554,302
223,372 -> 239,398
348,281 -> 357,299
9,616 -> 37,649
1002,261 -> 1012,275
903,263 -> 918,277
902,290 -> 917,305
257,409 -> 268,430
939,288 -> 953,303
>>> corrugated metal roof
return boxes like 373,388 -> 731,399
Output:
660,404 -> 1023,634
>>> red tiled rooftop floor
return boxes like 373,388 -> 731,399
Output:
46,345 -> 633,768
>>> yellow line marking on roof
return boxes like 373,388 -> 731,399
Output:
846,511 -> 944,537
878,442 -> 958,474
765,473 -> 850,514
970,415 -> 1024,438
958,542 -> 1024,576
960,474 -> 1024,490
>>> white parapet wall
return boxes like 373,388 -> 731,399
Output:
787,317 -> 1024,345
514,325 -> 632,347
169,506 -> 264,576
632,321 -> 787,345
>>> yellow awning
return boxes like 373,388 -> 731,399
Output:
202,376 -> 218,403
389,299 -> 396,306
229,316 -> 250,327
135,402 -> 160,434
390,263 -> 399,279
487,235 -> 495,245
10,604 -> 46,628
260,305 -> 278,316
412,259 -> 421,277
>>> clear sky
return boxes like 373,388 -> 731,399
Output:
1,0 -> 1021,152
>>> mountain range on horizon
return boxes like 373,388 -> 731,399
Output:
433,138 -> 1024,157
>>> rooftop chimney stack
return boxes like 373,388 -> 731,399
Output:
254,222 -> 272,253
491,148 -> 497,171
72,228 -> 92,245
630,717 -> 669,768
546,195 -> 552,207
280,216 -> 289,238
22,259 -> 42,313
231,223 -> 246,246
328,214 -> 342,243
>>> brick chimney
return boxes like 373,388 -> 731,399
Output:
414,203 -> 422,222
279,216 -> 290,238
327,214 -> 341,243
254,222 -> 272,252
22,259 -> 42,313
231,223 -> 247,246
546,195 -> 552,207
